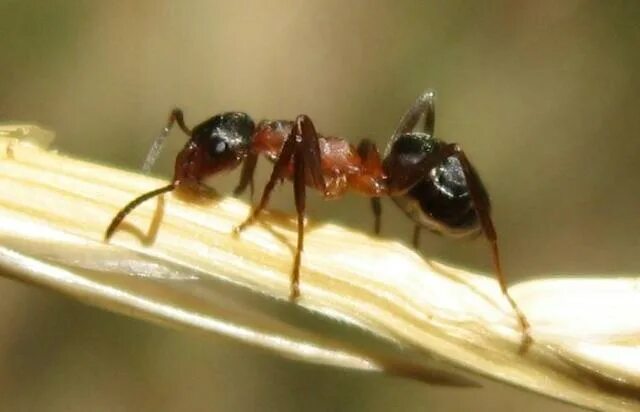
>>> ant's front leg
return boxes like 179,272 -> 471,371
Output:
235,115 -> 325,300
142,108 -> 192,173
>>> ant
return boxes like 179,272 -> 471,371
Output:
105,90 -> 530,344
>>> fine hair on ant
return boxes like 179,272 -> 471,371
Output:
105,90 -> 530,345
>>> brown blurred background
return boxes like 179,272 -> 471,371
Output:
0,1 -> 638,410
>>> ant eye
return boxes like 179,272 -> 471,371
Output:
203,133 -> 235,158
213,139 -> 227,154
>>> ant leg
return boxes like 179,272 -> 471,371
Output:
291,134 -> 306,299
392,90 -> 436,139
296,115 -> 326,192
236,115 -> 325,300
356,139 -> 385,234
412,224 -> 421,249
444,144 -> 531,347
371,198 -> 382,234
142,108 -> 192,173
233,152 -> 258,200
105,183 -> 176,240
234,123 -> 297,233
290,115 -> 325,299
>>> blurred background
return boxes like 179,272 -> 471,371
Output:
0,0 -> 638,410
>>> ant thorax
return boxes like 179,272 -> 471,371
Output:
252,120 -> 293,162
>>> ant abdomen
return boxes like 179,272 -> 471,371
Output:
392,155 -> 485,238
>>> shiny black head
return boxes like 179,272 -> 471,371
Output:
175,112 -> 255,183
192,111 -> 255,159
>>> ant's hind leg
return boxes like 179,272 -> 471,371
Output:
142,108 -> 192,173
445,144 -> 531,349
392,89 -> 436,139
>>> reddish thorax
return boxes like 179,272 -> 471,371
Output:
251,120 -> 387,198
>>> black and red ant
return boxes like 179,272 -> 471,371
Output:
105,90 -> 530,341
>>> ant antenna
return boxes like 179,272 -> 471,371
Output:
142,127 -> 171,173
142,109 -> 192,173
104,183 -> 176,240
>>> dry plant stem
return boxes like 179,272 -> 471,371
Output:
0,130 -> 639,411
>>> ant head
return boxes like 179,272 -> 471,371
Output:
192,111 -> 255,158
175,112 -> 255,183
383,132 -> 443,193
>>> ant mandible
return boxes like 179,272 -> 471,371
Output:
105,90 -> 530,341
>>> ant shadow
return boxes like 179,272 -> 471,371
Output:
109,182 -> 307,259
174,184 -> 221,206
231,185 -> 328,258
235,209 -> 304,257
108,183 -> 506,320
230,202 -> 502,312
239,212 -> 519,340
377,227 -> 512,316
113,195 -> 167,246
422,255 -> 506,313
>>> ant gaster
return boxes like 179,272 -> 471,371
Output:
105,90 -> 530,342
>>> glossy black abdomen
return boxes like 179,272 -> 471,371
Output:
391,156 -> 487,238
